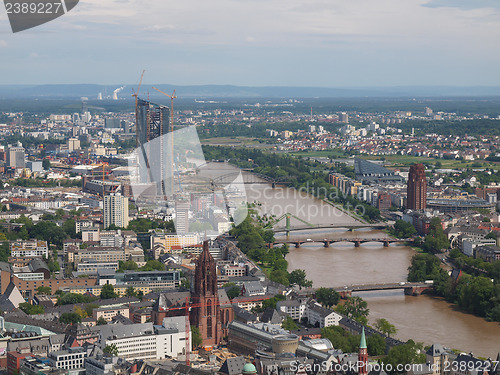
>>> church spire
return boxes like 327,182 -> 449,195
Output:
358,327 -> 368,375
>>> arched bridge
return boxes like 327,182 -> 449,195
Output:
327,282 -> 434,298
273,237 -> 411,248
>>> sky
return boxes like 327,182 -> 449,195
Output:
1,0 -> 500,87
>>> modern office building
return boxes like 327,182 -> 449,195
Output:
7,146 -> 25,169
175,201 -> 190,234
407,163 -> 427,210
104,118 -> 121,129
103,193 -> 129,229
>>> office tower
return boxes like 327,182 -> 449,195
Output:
175,201 -> 190,234
7,146 -> 25,169
339,112 -> 349,123
407,163 -> 427,210
105,118 -> 121,129
136,98 -> 171,196
121,120 -> 130,134
67,138 -> 80,151
103,193 -> 129,229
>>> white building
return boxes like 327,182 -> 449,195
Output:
49,347 -> 87,371
10,240 -> 48,258
306,301 -> 342,328
97,319 -> 189,361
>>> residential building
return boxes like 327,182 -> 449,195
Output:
103,193 -> 129,229
306,302 -> 342,328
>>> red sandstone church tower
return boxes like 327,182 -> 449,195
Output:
191,241 -> 221,347
407,163 -> 427,210
358,327 -> 368,375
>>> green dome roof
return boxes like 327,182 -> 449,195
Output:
242,363 -> 257,374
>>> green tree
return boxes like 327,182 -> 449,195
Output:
315,288 -> 340,308
367,334 -> 386,356
100,284 -> 118,299
382,340 -> 426,374
191,326 -> 203,348
269,269 -> 289,286
42,158 -> 51,170
422,217 -> 449,253
226,286 -> 241,300
59,312 -> 82,324
289,269 -> 313,288
282,316 -> 298,331
18,302 -> 44,315
125,286 -> 137,297
36,286 -> 52,295
140,260 -> 165,271
97,317 -> 108,326
335,296 -> 369,325
375,318 -> 398,337
103,343 -> 118,357
63,219 -> 76,238
117,260 -> 139,272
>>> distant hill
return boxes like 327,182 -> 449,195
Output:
1,84 -> 500,99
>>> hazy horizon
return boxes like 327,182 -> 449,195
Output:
1,1 -> 500,87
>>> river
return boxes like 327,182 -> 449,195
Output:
244,183 -> 500,358
198,163 -> 500,357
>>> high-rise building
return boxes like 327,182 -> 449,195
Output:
7,146 -> 25,169
67,138 -> 80,151
339,112 -> 349,123
407,163 -> 427,210
136,98 -> 172,196
105,118 -> 121,129
175,201 -> 190,234
103,193 -> 129,229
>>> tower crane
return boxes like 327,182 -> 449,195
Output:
152,86 -> 176,134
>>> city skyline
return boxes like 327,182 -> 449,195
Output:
0,0 -> 500,87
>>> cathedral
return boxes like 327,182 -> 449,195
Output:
152,241 -> 234,347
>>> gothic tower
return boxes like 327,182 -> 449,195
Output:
191,241 -> 221,347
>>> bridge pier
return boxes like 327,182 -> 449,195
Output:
383,240 -> 389,247
323,241 -> 330,248
354,240 -> 361,247
268,243 -> 274,249
294,242 -> 303,248
339,290 -> 352,299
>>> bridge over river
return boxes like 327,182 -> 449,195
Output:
274,237 -> 411,248
326,282 -> 434,298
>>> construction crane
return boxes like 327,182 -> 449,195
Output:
152,86 -> 176,134
163,294 -> 271,366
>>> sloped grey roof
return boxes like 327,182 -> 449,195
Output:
219,357 -> 246,375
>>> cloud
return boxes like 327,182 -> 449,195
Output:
29,52 -> 38,58
423,0 -> 500,11
0,40 -> 7,47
